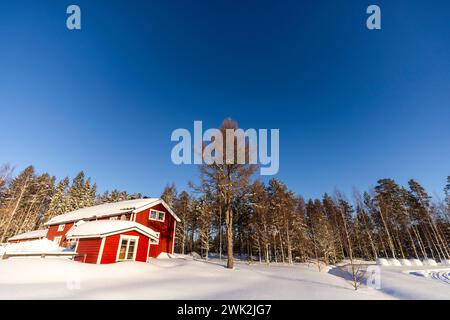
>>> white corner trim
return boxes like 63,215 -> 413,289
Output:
97,238 -> 106,264
146,238 -> 152,259
171,220 -> 177,254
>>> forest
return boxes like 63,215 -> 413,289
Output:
1,119 -> 449,269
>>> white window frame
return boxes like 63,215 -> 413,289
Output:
53,236 -> 62,246
151,232 -> 160,245
116,235 -> 139,262
149,209 -> 165,222
57,224 -> 65,232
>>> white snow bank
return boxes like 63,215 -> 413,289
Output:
376,258 -> 390,266
409,259 -> 423,266
423,259 -> 438,266
399,259 -> 412,266
0,239 -> 63,255
156,252 -> 173,259
388,259 -> 402,266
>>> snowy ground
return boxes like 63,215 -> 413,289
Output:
0,255 -> 448,299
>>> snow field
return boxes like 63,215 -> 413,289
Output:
0,256 -> 394,300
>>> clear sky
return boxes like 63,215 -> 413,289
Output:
1,0 -> 449,200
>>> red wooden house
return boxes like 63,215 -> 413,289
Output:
66,220 -> 160,264
42,198 -> 180,263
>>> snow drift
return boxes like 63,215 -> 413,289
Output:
388,258 -> 402,266
399,259 -> 412,266
376,258 -> 390,266
0,239 -> 64,256
409,259 -> 423,266
423,259 -> 438,266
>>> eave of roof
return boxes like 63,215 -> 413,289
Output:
66,226 -> 159,240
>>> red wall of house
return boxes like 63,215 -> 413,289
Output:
100,230 -> 149,264
75,238 -> 102,263
133,203 -> 176,257
45,204 -> 176,259
46,223 -> 74,245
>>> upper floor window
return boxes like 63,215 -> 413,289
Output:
149,209 -> 165,222
57,224 -> 65,232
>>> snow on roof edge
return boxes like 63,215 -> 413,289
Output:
8,229 -> 48,241
66,220 -> 159,240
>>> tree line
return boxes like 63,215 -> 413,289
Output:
164,175 -> 450,265
1,119 -> 449,269
163,119 -> 450,268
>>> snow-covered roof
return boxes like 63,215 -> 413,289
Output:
8,229 -> 48,242
45,198 -> 180,226
66,220 -> 160,240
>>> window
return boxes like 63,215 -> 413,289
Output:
149,210 -> 165,222
120,214 -> 127,221
57,224 -> 65,232
151,232 -> 160,244
54,236 -> 62,246
117,236 -> 139,262
109,216 -> 118,221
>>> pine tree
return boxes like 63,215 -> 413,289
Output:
173,191 -> 191,254
0,166 -> 35,242
248,180 -> 270,263
195,194 -> 213,259
66,172 -> 96,212
40,177 -> 70,226
408,179 -> 449,259
161,184 -> 177,208
97,189 -> 141,204
305,199 -> 335,269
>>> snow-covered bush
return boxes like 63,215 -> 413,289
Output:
399,259 -> 412,266
388,258 -> 401,266
376,258 -> 390,266
189,252 -> 202,260
409,259 -> 423,266
423,259 -> 437,266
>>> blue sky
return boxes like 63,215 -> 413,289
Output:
1,0 -> 449,200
